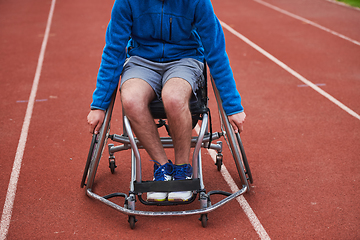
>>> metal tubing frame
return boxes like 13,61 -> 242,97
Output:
86,185 -> 247,217
109,132 -> 223,154
84,75 -> 251,218
123,116 -> 142,183
121,113 -> 208,189
192,113 -> 208,181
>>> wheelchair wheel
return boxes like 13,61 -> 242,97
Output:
210,76 -> 252,191
85,120 -> 111,190
81,134 -> 97,188
222,117 -> 253,192
83,89 -> 117,190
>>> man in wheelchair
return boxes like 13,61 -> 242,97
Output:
87,0 -> 246,202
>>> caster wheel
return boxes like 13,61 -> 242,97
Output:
128,216 -> 137,229
200,214 -> 208,228
215,154 -> 222,171
109,159 -> 117,174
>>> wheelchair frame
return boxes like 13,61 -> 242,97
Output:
81,72 -> 253,229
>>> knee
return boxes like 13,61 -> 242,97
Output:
121,93 -> 145,118
162,92 -> 189,115
120,79 -> 155,117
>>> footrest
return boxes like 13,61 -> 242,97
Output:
133,179 -> 201,193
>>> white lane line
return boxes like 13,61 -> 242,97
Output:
0,0 -> 57,239
297,83 -> 326,88
253,0 -> 360,46
194,126 -> 271,240
16,99 -> 48,103
220,20 -> 360,121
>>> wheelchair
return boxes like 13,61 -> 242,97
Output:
81,65 -> 253,229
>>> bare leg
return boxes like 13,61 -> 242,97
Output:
162,78 -> 193,165
121,78 -> 168,165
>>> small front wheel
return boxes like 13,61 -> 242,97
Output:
215,154 -> 223,171
200,214 -> 208,228
128,216 -> 137,229
109,159 -> 117,174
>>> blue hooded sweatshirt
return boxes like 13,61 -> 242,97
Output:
91,0 -> 243,115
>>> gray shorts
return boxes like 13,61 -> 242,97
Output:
120,56 -> 204,100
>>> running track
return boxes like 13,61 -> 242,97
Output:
1,0 -> 359,239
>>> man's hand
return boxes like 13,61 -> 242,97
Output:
87,109 -> 105,134
228,111 -> 246,133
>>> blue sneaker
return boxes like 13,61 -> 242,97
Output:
168,164 -> 193,201
147,160 -> 174,202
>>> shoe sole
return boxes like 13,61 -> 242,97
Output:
167,198 -> 190,202
147,193 -> 168,202
147,198 -> 167,202
167,194 -> 193,202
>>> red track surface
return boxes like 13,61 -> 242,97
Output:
1,0 -> 359,239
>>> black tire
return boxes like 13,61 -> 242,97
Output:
128,216 -> 136,229
235,133 -> 253,184
109,159 -> 117,174
215,155 -> 222,171
81,134 -> 97,188
85,122 -> 110,190
225,124 -> 252,192
200,214 -> 208,228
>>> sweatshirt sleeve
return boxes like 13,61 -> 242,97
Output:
194,0 -> 244,115
91,0 -> 132,110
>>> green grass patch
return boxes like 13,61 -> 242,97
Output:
336,0 -> 360,8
